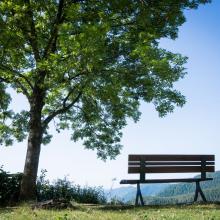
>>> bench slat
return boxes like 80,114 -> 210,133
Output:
128,162 -> 215,166
128,165 -> 215,173
129,155 -> 214,161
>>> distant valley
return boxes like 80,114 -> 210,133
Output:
105,171 -> 220,204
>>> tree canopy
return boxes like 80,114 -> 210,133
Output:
0,0 -> 210,160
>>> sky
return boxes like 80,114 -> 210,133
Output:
0,1 -> 220,189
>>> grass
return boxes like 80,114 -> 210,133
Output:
0,203 -> 220,220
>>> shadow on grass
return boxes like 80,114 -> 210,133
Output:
0,207 -> 18,214
95,201 -> 220,212
1,201 -> 219,213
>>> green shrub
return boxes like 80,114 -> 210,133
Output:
36,169 -> 107,204
0,167 -> 107,205
0,166 -> 22,206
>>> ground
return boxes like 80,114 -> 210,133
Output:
0,203 -> 220,220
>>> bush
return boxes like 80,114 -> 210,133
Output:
0,167 -> 107,205
36,169 -> 107,204
0,166 -> 22,206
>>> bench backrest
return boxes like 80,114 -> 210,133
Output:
128,154 -> 215,181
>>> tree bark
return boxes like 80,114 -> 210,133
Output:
20,89 -> 44,201
20,129 -> 42,201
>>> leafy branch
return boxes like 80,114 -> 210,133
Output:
23,0 -> 41,61
42,89 -> 83,129
43,0 -> 66,58
0,65 -> 32,101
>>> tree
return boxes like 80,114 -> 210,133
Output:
0,0 -> 210,200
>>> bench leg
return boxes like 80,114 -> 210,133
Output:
135,183 -> 144,206
194,181 -> 207,202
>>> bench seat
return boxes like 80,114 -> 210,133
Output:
120,178 -> 213,184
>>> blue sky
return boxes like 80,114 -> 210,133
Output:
0,1 -> 219,189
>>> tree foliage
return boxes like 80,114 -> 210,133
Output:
0,0 -> 210,159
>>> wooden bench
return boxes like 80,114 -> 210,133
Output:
120,154 -> 215,205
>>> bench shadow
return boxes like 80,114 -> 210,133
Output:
96,201 -> 220,211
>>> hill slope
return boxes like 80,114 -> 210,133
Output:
157,171 -> 220,197
143,171 -> 220,205
105,183 -> 168,202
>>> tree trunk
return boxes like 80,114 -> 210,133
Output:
20,92 -> 44,201
19,127 -> 42,201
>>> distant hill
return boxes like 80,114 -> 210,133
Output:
143,186 -> 220,205
105,171 -> 220,204
143,171 -> 220,205
105,186 -> 135,202
157,171 -> 220,197
105,183 -> 169,202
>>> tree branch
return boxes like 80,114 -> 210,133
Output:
73,104 -> 90,122
43,90 -> 83,128
0,64 -> 34,90
66,70 -> 87,81
44,0 -> 86,58
0,75 -> 31,101
23,0 -> 41,61
0,76 -> 10,84
0,66 -> 32,101
43,0 -> 66,58
14,79 -> 31,101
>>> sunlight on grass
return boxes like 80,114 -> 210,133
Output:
0,204 -> 220,220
